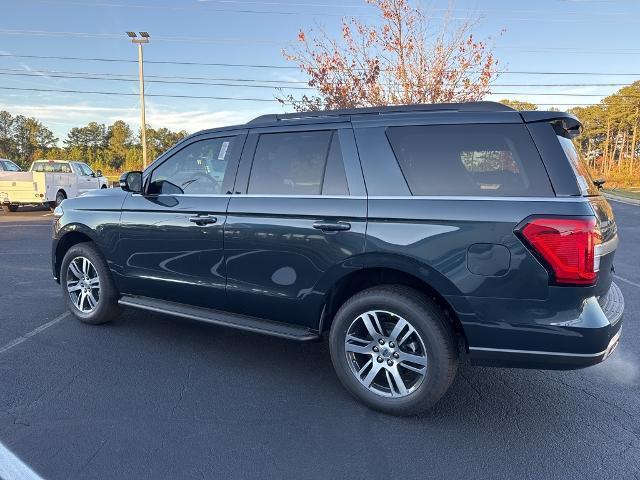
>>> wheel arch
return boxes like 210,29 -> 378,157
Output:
320,256 -> 468,349
56,188 -> 68,199
54,225 -> 98,281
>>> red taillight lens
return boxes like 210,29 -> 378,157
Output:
519,217 -> 601,286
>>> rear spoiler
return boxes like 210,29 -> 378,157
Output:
519,111 -> 582,139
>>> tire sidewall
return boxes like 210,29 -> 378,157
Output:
329,288 -> 456,415
60,243 -> 118,324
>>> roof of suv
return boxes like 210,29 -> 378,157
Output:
190,101 -> 580,137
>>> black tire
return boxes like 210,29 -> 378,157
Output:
329,285 -> 458,416
50,191 -> 66,211
60,242 -> 122,325
2,204 -> 18,213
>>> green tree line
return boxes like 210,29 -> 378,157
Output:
0,111 -> 188,174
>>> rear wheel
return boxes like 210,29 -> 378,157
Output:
329,285 -> 458,416
2,204 -> 18,213
49,191 -> 66,211
60,242 -> 122,324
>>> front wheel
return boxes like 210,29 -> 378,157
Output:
2,204 -> 18,213
329,285 -> 458,416
60,242 -> 122,324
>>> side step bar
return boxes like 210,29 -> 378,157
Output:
118,295 -> 320,342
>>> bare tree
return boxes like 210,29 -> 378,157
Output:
280,0 -> 501,111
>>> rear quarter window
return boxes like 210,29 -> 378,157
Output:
557,135 -> 600,196
386,124 -> 553,197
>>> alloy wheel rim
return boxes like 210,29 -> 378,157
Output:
66,256 -> 100,313
345,310 -> 427,398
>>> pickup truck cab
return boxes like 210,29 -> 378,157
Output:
0,159 -> 107,212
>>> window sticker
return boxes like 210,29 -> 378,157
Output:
218,141 -> 230,160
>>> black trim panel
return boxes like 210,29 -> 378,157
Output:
119,295 -> 321,342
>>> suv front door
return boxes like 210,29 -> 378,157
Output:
117,132 -> 245,309
224,123 -> 367,329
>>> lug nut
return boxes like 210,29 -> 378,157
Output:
377,356 -> 383,363
373,346 -> 379,352
389,342 -> 395,348
393,352 -> 399,359
387,360 -> 394,366
378,339 -> 385,345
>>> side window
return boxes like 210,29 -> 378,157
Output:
386,124 -> 553,196
248,130 -> 348,195
76,163 -> 93,176
148,137 -> 236,195
1,160 -> 20,172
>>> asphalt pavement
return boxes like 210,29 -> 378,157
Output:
0,202 -> 638,480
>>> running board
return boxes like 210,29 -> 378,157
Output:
118,295 -> 320,342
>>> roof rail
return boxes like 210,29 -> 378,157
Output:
248,101 -> 514,124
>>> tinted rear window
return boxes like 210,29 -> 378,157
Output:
248,130 -> 348,195
386,124 -> 553,196
32,161 -> 72,173
557,135 -> 599,196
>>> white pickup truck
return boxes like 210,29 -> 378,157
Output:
0,160 -> 108,212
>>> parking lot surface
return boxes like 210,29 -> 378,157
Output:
0,202 -> 638,479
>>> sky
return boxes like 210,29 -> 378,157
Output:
0,0 -> 638,142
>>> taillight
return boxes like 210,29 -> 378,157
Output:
518,217 -> 602,286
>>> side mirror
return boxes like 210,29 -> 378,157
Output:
119,171 -> 143,193
593,178 -> 606,190
96,170 -> 103,177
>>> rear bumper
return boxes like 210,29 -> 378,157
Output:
459,282 -> 625,369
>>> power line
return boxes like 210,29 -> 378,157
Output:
1,53 -> 640,76
0,67 -> 633,87
0,85 -> 279,102
0,70 -> 313,90
1,85 -> 637,105
2,28 -> 640,53
0,70 -> 637,96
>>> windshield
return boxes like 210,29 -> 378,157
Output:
557,136 -> 600,196
0,160 -> 21,171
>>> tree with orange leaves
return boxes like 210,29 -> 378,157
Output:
280,0 -> 501,111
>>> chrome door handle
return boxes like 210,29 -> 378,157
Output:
313,221 -> 351,232
189,215 -> 218,226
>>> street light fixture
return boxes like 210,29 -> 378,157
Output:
127,31 -> 150,169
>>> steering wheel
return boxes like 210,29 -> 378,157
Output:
181,172 -> 221,193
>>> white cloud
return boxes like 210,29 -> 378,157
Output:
0,101 -> 276,140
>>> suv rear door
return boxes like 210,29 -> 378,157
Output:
224,122 -> 366,329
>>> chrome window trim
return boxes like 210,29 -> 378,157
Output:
131,193 -> 590,202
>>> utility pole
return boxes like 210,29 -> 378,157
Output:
127,31 -> 150,169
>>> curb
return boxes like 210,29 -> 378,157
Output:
602,193 -> 640,206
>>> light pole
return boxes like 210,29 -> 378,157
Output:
127,31 -> 150,169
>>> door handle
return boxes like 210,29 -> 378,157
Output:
189,214 -> 218,226
313,221 -> 351,232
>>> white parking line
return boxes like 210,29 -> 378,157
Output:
0,440 -> 44,480
0,224 -> 51,228
0,312 -> 70,355
615,274 -> 640,289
